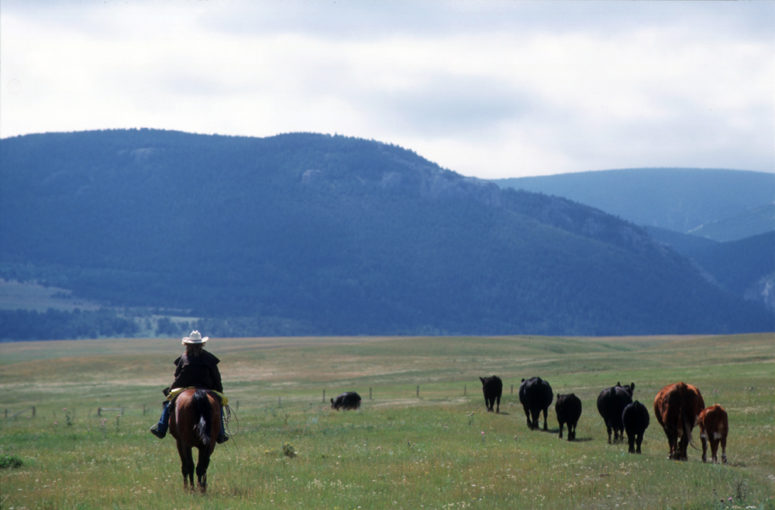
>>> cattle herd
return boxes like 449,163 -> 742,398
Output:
498,376 -> 727,463
330,377 -> 729,463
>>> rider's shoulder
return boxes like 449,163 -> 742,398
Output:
202,350 -> 220,364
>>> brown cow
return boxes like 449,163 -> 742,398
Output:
653,382 -> 705,461
698,404 -> 728,464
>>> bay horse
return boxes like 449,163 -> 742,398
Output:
168,388 -> 221,492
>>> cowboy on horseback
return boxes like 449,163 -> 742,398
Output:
150,330 -> 229,443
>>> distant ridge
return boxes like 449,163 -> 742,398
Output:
1,131 -> 772,339
689,203 -> 775,242
646,229 -> 775,314
496,167 -> 775,315
495,168 -> 775,240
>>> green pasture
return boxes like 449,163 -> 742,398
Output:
1,334 -> 773,509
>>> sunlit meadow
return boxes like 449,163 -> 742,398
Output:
1,334 -> 773,509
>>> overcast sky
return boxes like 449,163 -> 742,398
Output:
1,0 -> 773,178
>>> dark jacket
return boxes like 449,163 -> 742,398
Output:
167,350 -> 223,393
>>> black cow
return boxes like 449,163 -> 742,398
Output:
479,376 -> 503,413
519,377 -> 553,430
330,391 -> 361,410
597,382 -> 634,443
555,393 -> 582,441
622,400 -> 649,454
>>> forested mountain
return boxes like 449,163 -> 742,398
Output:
496,168 -> 775,314
496,168 -> 775,241
688,203 -> 775,242
689,232 -> 775,309
647,229 -> 775,313
1,130 -> 772,340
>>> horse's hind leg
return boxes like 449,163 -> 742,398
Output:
177,442 -> 195,490
196,449 -> 211,493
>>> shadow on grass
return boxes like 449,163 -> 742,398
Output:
532,428 -> 595,443
519,427 -> 565,434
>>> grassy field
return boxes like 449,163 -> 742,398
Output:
1,333 -> 773,509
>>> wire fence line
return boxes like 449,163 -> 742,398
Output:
2,383 -> 522,421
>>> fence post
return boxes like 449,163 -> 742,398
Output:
98,407 -> 102,417
323,389 -> 326,403
464,384 -> 467,396
32,406 -> 36,417
369,387 -> 372,400
143,404 -> 147,416
416,385 -> 420,398
511,384 -> 514,395
278,397 -> 282,408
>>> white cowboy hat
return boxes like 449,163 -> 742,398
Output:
182,330 -> 209,345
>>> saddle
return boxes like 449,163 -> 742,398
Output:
164,387 -> 229,406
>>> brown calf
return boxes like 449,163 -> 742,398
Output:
698,404 -> 728,464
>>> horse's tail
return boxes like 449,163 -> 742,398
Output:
192,389 -> 212,446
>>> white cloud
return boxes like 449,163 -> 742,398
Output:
1,0 -> 773,178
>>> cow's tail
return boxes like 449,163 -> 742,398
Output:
683,406 -> 698,451
193,389 -> 212,446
